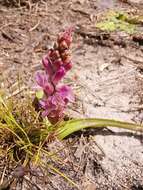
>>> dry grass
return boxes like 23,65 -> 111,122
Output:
0,0 -> 40,7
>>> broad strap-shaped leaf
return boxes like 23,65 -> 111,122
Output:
56,118 -> 143,139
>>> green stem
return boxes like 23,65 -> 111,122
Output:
57,118 -> 143,140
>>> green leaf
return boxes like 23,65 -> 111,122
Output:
57,118 -> 143,139
36,90 -> 44,100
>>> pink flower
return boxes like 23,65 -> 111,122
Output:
42,57 -> 66,85
35,72 -> 54,96
39,93 -> 66,123
42,56 -> 54,76
57,85 -> 74,104
52,66 -> 66,85
39,85 -> 74,123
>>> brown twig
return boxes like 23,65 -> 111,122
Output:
29,20 -> 40,32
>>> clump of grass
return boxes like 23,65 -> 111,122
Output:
0,94 -> 79,189
0,95 -> 39,162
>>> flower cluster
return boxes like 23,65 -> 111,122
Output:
35,28 -> 74,124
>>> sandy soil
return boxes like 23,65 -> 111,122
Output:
0,0 -> 143,189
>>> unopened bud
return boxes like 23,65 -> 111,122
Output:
59,40 -> 69,51
48,49 -> 60,61
53,59 -> 63,71
61,50 -> 71,61
64,61 -> 72,71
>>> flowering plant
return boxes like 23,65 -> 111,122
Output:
34,28 -> 142,139
35,28 -> 74,124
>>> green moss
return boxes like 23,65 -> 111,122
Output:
96,11 -> 136,34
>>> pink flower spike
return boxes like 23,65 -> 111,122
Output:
35,72 -> 54,96
42,56 -> 54,76
52,66 -> 66,85
34,28 -> 75,124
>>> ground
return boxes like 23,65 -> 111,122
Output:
0,0 -> 143,189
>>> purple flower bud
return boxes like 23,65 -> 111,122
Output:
52,66 -> 66,85
59,40 -> 68,51
42,56 -> 54,76
52,59 -> 63,71
49,50 -> 60,61
64,61 -> 72,72
58,27 -> 74,48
